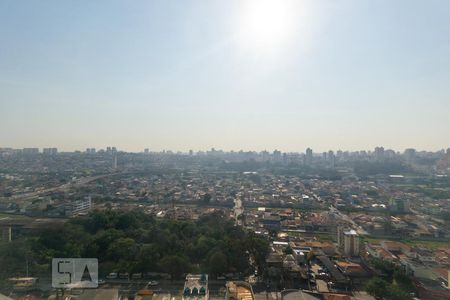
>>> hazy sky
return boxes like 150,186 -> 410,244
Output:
1,0 -> 449,152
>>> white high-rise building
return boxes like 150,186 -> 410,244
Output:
343,229 -> 360,257
305,148 -> 313,164
65,196 -> 92,216
113,155 -> 118,169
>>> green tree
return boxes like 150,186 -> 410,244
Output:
0,240 -> 31,279
365,279 -> 413,300
87,228 -> 124,258
388,285 -> 411,300
370,258 -> 395,278
136,244 -> 160,272
106,238 -> 137,261
208,251 -> 228,275
159,255 -> 191,279
247,234 -> 269,269
366,277 -> 390,299
116,213 -> 139,230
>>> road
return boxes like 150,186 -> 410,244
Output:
8,174 -> 116,201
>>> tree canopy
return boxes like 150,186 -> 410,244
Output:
1,210 -> 269,280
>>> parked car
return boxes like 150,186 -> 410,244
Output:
147,280 -> 159,287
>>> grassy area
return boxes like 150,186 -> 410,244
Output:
0,212 -> 31,220
313,232 -> 335,242
402,239 -> 450,250
286,231 -> 335,242
362,237 -> 384,244
363,236 -> 450,250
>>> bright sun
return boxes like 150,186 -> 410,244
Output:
235,0 -> 297,52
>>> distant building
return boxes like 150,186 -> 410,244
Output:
261,150 -> 270,161
404,148 -> 416,162
305,148 -> 313,164
328,150 -> 335,167
113,155 -> 117,169
43,148 -> 58,155
106,146 -> 117,155
337,226 -> 346,249
8,277 -> 39,291
65,196 -> 92,216
261,213 -> 281,231
273,150 -> 282,161
22,148 -> 39,155
225,281 -> 254,300
389,198 -> 410,213
374,146 -> 385,160
343,229 -> 360,257
281,290 -> 322,300
134,289 -> 167,300
50,288 -> 119,300
182,274 -> 208,300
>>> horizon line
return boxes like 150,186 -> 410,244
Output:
2,145 -> 450,154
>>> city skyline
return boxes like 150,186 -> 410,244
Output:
1,0 -> 450,151
2,145 -> 449,154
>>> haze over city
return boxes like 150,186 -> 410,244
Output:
2,1 -> 450,299
1,0 -> 450,152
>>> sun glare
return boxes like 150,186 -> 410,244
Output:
235,0 -> 297,52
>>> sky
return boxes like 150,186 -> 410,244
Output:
1,0 -> 449,153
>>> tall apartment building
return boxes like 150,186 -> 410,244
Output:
338,226 -> 360,257
65,196 -> 92,216
43,148 -> 58,155
343,229 -> 360,257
